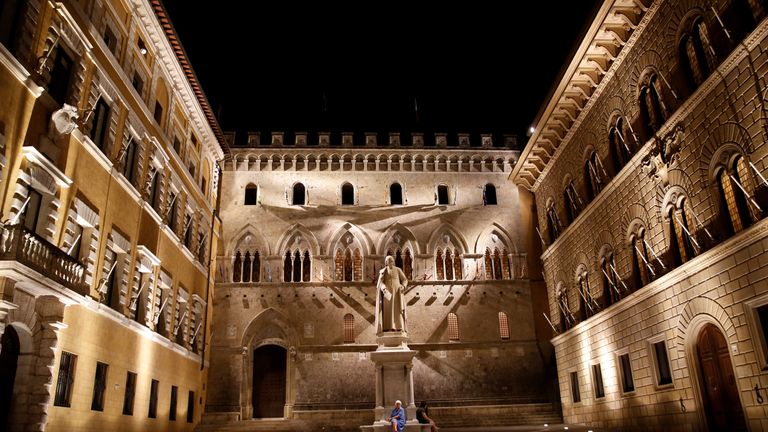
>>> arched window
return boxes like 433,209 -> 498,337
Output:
640,74 -> 667,137
302,251 -> 311,282
387,248 -> 413,280
484,184 -> 497,205
243,252 -> 252,283
680,17 -> 716,91
343,313 -> 354,343
437,185 -> 450,205
669,199 -> 698,266
546,205 -> 562,244
284,249 -> 311,282
484,248 -> 510,280
577,271 -> 595,320
584,152 -> 605,200
453,252 -> 463,280
563,181 -> 581,223
251,251 -> 260,282
609,117 -> 633,172
244,184 -> 258,205
353,249 -> 362,281
233,251 -> 242,282
631,233 -> 652,289
498,312 -> 510,340
390,183 -> 403,205
558,290 -> 573,331
444,250 -> 454,281
343,249 -> 353,281
600,254 -> 621,308
403,249 -> 413,280
435,249 -> 444,280
447,313 -> 460,341
292,183 -> 306,205
341,182 -> 355,205
718,156 -> 758,235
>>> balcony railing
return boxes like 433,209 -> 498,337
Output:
0,224 -> 88,296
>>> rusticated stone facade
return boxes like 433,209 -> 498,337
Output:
513,0 -> 768,430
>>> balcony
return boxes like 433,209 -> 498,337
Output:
0,224 -> 88,296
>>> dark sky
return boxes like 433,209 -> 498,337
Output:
162,1 -> 602,139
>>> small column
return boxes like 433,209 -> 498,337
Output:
375,365 -> 383,409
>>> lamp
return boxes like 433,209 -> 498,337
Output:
138,38 -> 148,55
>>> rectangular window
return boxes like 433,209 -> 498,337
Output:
69,223 -> 84,260
153,101 -> 164,126
23,189 -> 43,233
169,385 -> 178,421
103,26 -> 117,54
148,379 -> 159,418
173,137 -> 182,155
122,138 -> 137,184
122,371 -> 136,415
54,351 -> 77,407
653,341 -> 673,385
437,185 -> 450,205
48,47 -> 74,105
570,371 -> 581,403
592,363 -> 605,398
186,390 -> 195,423
132,72 -> 144,96
91,361 -> 108,411
758,304 -> 768,369
619,352 -> 635,393
90,98 -> 111,151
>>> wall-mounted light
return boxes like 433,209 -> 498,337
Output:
138,38 -> 148,55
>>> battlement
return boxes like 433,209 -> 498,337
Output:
224,131 -> 519,150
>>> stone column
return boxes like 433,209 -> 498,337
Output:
26,295 -> 66,432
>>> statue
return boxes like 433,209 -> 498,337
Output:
376,255 -> 408,333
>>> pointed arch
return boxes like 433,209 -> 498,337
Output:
377,223 -> 421,255
275,223 -> 321,256
327,222 -> 374,256
426,223 -> 469,255
228,224 -> 271,257
474,222 -> 517,254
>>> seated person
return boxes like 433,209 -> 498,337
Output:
387,400 -> 406,432
416,401 -> 438,432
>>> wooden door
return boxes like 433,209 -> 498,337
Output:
252,345 -> 286,418
697,324 -> 746,431
0,326 -> 20,429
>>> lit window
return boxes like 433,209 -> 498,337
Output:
447,313 -> 459,341
343,314 -> 354,343
570,371 -> 581,403
498,312 -> 510,340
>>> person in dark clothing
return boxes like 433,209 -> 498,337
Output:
416,401 -> 438,432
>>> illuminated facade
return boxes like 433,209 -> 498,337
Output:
200,132 -> 562,430
512,0 -> 768,430
0,0 -> 224,431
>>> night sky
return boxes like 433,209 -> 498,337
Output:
162,1 -> 602,141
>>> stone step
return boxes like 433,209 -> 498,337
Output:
196,418 -> 311,432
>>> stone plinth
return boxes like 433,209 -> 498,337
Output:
361,331 -> 424,431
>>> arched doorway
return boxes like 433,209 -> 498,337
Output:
0,326 -> 21,429
696,324 -> 747,431
252,345 -> 286,418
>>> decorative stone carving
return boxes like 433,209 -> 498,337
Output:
642,123 -> 683,187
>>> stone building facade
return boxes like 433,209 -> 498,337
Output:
512,0 -> 768,430
202,132 -> 559,430
0,0 -> 224,431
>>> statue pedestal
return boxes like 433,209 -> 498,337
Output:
361,331 -> 429,432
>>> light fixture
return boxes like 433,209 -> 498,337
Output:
138,38 -> 148,55
529,126 -> 536,134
